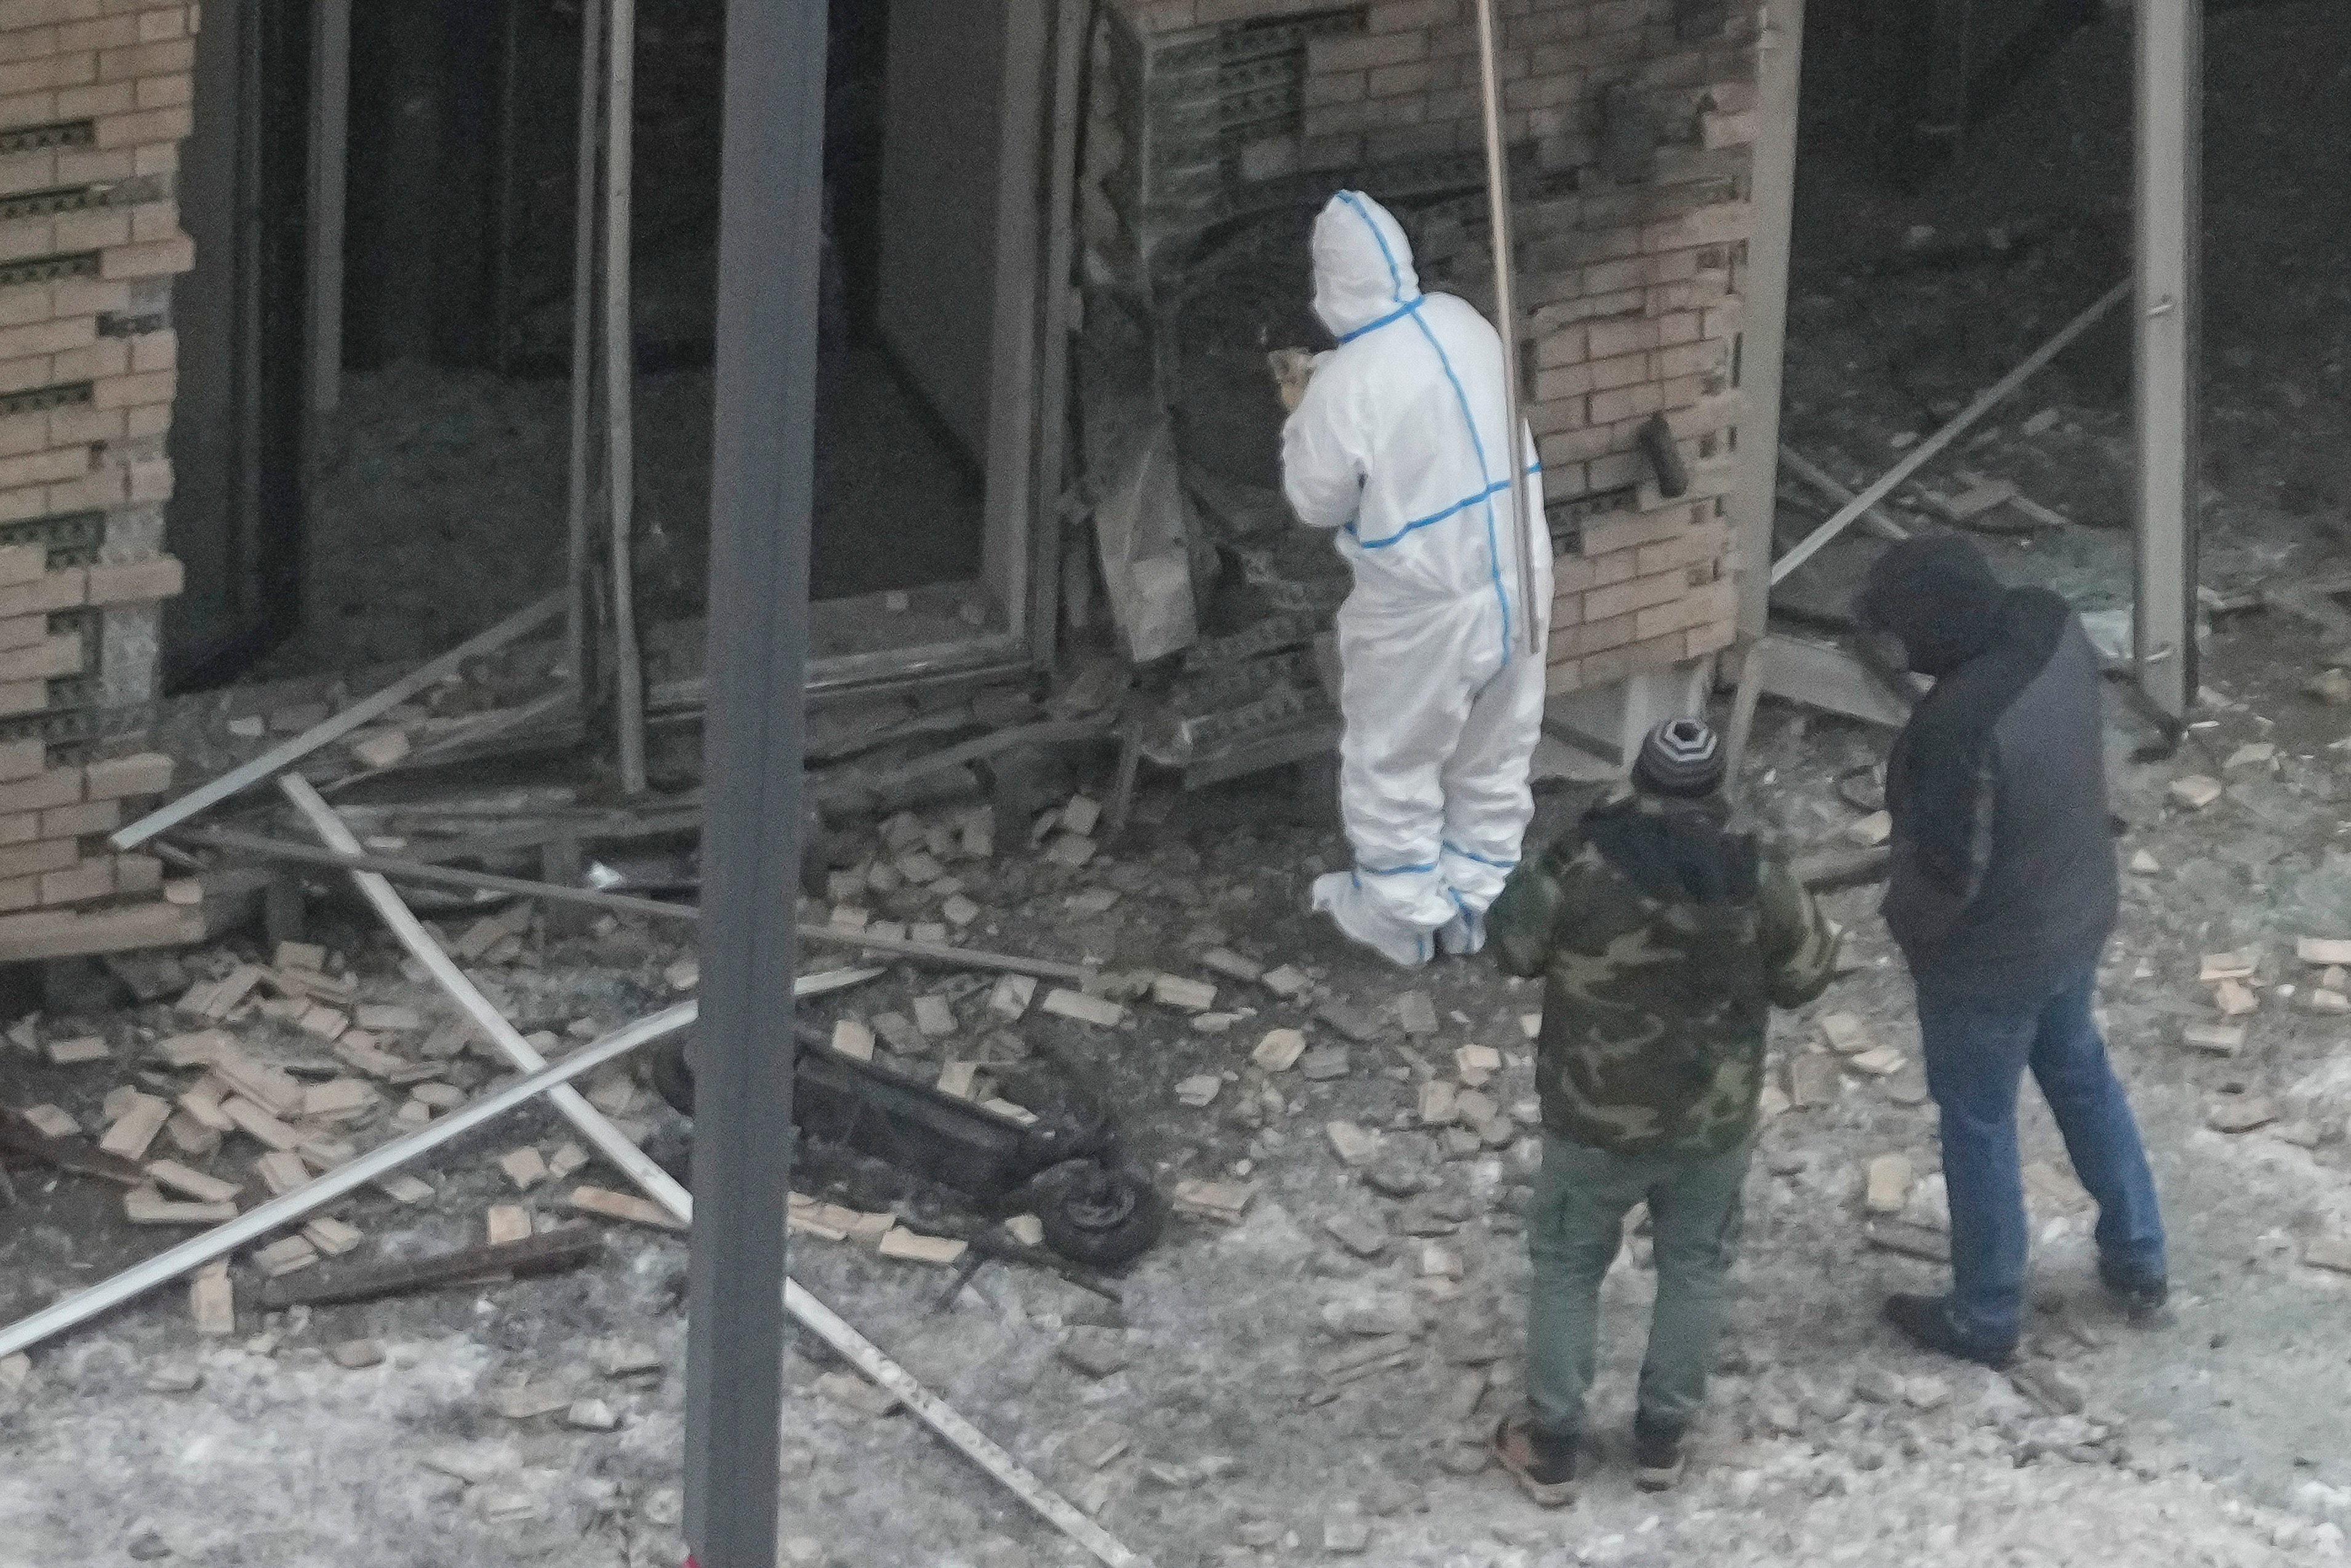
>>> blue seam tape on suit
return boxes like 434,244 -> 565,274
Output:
1334,191 -> 1520,663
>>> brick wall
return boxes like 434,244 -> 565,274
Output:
1102,0 -> 1753,695
0,0 -> 194,959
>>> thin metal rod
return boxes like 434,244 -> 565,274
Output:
1771,279 -> 2129,586
279,786 -> 1139,1563
1732,0 -> 1805,644
0,1003 -> 693,1362
282,774 -> 694,1216
1471,0 -> 1542,658
303,0 -> 351,422
174,825 -> 1094,983
563,0 -> 604,693
1777,446 -> 1909,542
780,1278 -> 1147,1567
110,593 -> 564,851
603,0 -> 647,796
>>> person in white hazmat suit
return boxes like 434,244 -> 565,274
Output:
1281,189 -> 1551,969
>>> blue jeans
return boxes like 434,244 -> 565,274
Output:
1915,962 -> 2165,1348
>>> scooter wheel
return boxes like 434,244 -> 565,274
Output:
1039,1164 -> 1166,1270
650,1036 -> 697,1119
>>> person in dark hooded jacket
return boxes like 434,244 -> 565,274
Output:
1856,535 -> 2167,1366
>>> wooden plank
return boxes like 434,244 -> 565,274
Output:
1778,446 -> 1908,543
258,1226 -> 604,1310
2133,0 -> 2201,719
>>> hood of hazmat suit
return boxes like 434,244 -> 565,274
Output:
1281,191 -> 1552,969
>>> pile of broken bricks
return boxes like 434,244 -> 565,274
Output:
2,937 -> 684,1329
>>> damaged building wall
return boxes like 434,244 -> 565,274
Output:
0,0 -> 198,958
1091,0 -> 1754,696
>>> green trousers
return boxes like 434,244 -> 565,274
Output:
1524,1132 -> 1751,1439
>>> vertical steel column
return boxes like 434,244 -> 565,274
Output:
303,0 -> 350,426
680,0 -> 826,1562
1733,0 -> 1806,646
605,0 -> 649,794
1470,0 -> 1541,658
2133,0 -> 2201,718
562,0 -> 603,695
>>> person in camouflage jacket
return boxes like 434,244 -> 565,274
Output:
1484,718 -> 1836,1505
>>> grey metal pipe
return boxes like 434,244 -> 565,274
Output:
563,0 -> 604,695
1471,0 -> 1543,659
605,0 -> 649,796
0,1004 -> 695,1363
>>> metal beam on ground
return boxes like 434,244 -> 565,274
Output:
2134,0 -> 2201,719
0,1004 -> 694,1363
109,593 -> 564,851
683,0 -> 819,1556
275,766 -> 1135,1559
1734,0 -> 1808,643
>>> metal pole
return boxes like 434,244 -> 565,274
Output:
2134,0 -> 2201,718
1733,0 -> 1806,644
173,823 -> 1097,982
604,0 -> 649,795
281,773 -> 698,1218
562,0 -> 603,692
0,1004 -> 693,1363
303,0 -> 351,425
1470,0 -> 1542,658
1769,278 -> 2128,586
683,0 -> 823,1556
110,593 -> 564,851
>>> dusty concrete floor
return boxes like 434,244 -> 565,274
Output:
10,6 -> 2351,1567
6,678 -> 2351,1568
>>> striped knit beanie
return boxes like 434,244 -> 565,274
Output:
1632,717 -> 1725,799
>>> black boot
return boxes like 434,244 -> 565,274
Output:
1491,1414 -> 1577,1507
2097,1256 -> 2170,1326
1882,1293 -> 2015,1368
1632,1412 -> 1686,1492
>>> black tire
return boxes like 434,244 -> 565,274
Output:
1039,1164 -> 1166,1270
651,1036 -> 697,1119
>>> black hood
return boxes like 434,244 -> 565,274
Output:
1856,535 -> 2008,677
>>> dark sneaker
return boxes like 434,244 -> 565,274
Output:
1882,1293 -> 2016,1368
1491,1414 -> 1578,1508
1632,1412 -> 1686,1492
2097,1257 -> 2170,1326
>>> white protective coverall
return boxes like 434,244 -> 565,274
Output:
1281,190 -> 1551,968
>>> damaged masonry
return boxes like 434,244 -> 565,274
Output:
6,1 -> 2351,1566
